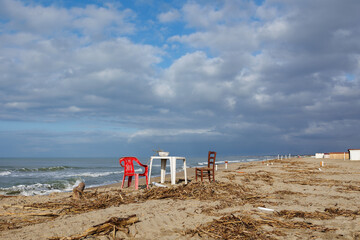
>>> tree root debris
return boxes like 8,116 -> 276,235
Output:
48,215 -> 139,240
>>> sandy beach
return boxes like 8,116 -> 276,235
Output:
1,157 -> 359,240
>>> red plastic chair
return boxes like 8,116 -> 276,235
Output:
119,157 -> 149,189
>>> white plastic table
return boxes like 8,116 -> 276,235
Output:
148,156 -> 187,185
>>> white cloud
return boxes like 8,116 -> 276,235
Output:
70,4 -> 135,36
0,0 -> 135,37
64,106 -> 84,113
152,51 -> 229,105
129,127 -> 219,141
169,24 -> 257,53
158,9 -> 181,23
4,102 -> 32,110
259,19 -> 289,40
152,83 -> 176,99
0,0 -> 72,34
182,3 -> 223,29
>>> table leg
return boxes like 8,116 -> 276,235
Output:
148,158 -> 153,185
161,159 -> 167,183
183,158 -> 187,184
170,157 -> 176,185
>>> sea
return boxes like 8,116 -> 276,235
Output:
0,155 -> 275,196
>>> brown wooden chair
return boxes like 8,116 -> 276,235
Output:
195,151 -> 216,182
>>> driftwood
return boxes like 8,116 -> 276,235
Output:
49,215 -> 139,240
0,212 -> 59,217
72,182 -> 85,200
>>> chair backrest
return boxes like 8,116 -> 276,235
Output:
119,157 -> 138,175
207,151 -> 216,169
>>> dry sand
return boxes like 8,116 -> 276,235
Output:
0,157 -> 359,239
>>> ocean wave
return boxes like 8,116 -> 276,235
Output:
0,178 -> 83,196
0,171 -> 11,176
17,166 -> 73,172
74,171 -> 123,178
6,170 -> 124,179
196,159 -> 249,166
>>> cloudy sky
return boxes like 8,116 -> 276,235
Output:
1,0 -> 359,158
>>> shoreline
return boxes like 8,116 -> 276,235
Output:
0,156 -> 274,196
1,157 -> 359,239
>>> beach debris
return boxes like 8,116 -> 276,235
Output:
337,185 -> 360,192
258,207 -> 275,212
140,181 -> 262,204
324,207 -> 360,217
275,210 -> 332,220
224,173 -> 236,180
0,182 -> 263,231
185,214 -> 270,239
184,213 -> 336,239
0,212 -> 60,217
3,157 -> 360,237
0,190 -> 134,231
242,171 -> 274,185
72,182 -> 85,200
22,189 -> 130,217
152,182 -> 167,187
48,215 -> 139,240
273,190 -> 305,196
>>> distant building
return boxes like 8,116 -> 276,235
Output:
348,149 -> 360,161
324,153 -> 330,158
315,153 -> 324,158
329,152 -> 349,160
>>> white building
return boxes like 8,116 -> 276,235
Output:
348,149 -> 360,161
315,153 -> 324,158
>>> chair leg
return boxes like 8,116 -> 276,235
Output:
128,176 -> 132,187
201,170 -> 203,182
135,174 -> 139,190
208,171 -> 211,182
121,175 -> 126,189
195,169 -> 198,181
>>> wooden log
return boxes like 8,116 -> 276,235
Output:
72,182 -> 85,200
0,212 -> 59,217
49,215 -> 139,240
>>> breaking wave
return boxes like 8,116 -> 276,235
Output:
17,166 -> 73,172
0,171 -> 11,176
0,179 -> 83,196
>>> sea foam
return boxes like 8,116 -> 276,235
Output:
0,171 -> 11,176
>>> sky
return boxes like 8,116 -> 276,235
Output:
0,0 -> 360,158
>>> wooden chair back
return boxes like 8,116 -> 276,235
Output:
208,151 -> 216,169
